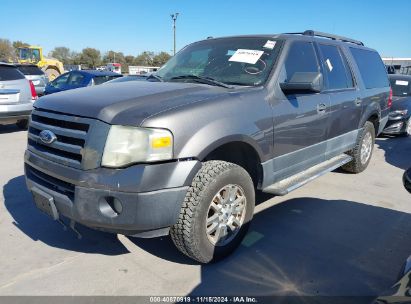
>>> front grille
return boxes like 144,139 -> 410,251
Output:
26,164 -> 75,200
27,109 -> 92,169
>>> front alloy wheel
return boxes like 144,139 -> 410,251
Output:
360,131 -> 373,165
206,184 -> 247,246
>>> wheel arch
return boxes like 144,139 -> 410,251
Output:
199,136 -> 264,188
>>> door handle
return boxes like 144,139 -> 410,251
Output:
317,103 -> 327,114
355,98 -> 362,106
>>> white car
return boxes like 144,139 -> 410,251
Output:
0,62 -> 37,129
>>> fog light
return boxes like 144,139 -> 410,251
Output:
99,196 -> 123,217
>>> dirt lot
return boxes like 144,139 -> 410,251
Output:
0,124 -> 410,296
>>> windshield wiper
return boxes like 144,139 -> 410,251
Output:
146,74 -> 164,82
170,75 -> 233,88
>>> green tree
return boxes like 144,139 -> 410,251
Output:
0,39 -> 16,62
153,52 -> 171,66
80,48 -> 101,68
134,51 -> 154,66
102,51 -> 125,65
12,40 -> 30,49
49,47 -> 73,65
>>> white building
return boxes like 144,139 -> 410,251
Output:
129,66 -> 160,75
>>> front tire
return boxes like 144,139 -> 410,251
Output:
16,119 -> 28,129
400,118 -> 411,137
342,121 -> 375,173
170,161 -> 255,263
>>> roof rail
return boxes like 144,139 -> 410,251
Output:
286,30 -> 364,46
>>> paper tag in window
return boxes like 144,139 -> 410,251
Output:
229,49 -> 264,64
263,40 -> 276,49
325,59 -> 333,72
396,80 -> 409,86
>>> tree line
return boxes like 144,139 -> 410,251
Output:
0,38 -> 171,71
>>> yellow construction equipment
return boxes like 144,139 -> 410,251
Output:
17,46 -> 64,80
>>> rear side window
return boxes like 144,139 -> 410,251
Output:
350,48 -> 389,89
284,41 -> 319,81
67,73 -> 86,86
0,65 -> 25,81
16,65 -> 44,76
319,44 -> 354,90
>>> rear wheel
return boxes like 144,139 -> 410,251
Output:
170,161 -> 255,263
342,121 -> 375,173
16,119 -> 28,129
45,68 -> 60,81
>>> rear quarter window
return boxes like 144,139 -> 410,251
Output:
0,65 -> 26,81
350,48 -> 389,89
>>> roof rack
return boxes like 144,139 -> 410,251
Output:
287,30 -> 364,46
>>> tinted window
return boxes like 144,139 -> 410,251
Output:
390,77 -> 411,96
284,41 -> 319,82
67,73 -> 86,86
0,65 -> 25,81
350,48 -> 389,89
16,65 -> 44,75
319,44 -> 354,90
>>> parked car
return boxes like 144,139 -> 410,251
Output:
0,62 -> 37,129
104,74 -> 148,84
15,64 -> 48,96
44,70 -> 122,95
24,30 -> 391,263
373,169 -> 411,304
382,75 -> 411,136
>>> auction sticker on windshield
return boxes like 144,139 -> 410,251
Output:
229,49 -> 264,64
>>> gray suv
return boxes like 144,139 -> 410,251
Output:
24,31 -> 391,263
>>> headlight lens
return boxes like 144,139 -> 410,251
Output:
390,109 -> 408,117
102,126 -> 173,167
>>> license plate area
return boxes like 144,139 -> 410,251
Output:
31,187 -> 59,220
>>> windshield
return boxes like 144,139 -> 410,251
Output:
156,37 -> 281,86
390,77 -> 411,96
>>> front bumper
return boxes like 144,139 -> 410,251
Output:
0,103 -> 33,124
25,150 -> 201,236
382,116 -> 410,135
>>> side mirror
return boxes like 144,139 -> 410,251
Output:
280,72 -> 323,94
404,168 -> 411,194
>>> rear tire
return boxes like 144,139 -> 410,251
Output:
170,161 -> 255,263
342,121 -> 375,173
16,119 -> 28,129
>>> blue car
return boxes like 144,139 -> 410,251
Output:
44,70 -> 122,95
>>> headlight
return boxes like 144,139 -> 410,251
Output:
102,126 -> 173,167
389,109 -> 408,118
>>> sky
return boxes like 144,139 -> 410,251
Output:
1,0 -> 410,57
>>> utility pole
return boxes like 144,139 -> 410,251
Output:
171,13 -> 179,55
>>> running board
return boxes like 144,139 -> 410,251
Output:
262,154 -> 353,196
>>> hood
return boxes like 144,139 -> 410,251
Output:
35,81 -> 228,126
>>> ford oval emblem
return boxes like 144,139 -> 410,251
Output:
39,130 -> 57,144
